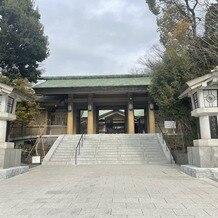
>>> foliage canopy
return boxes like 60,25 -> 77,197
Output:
0,0 -> 49,82
144,1 -> 218,120
143,1 -> 218,145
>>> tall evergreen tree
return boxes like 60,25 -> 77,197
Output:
0,0 -> 49,82
145,0 -> 218,72
142,0 -> 218,144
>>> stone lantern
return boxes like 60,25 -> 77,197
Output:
0,82 -> 29,178
179,67 -> 218,176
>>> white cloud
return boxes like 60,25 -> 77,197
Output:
89,0 -> 126,17
35,0 -> 159,76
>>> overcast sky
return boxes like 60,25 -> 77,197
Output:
34,0 -> 159,76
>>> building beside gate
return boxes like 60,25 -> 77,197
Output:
10,74 -> 157,138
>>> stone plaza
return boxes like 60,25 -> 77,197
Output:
0,164 -> 218,217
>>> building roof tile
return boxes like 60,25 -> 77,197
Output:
34,74 -> 151,89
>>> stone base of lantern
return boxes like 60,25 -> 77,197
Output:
0,142 -> 22,169
0,166 -> 29,180
0,142 -> 15,149
187,145 -> 218,168
193,139 -> 218,147
181,144 -> 218,179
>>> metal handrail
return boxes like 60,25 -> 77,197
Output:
157,122 -> 174,164
75,133 -> 85,165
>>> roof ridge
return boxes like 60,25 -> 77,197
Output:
40,73 -> 150,80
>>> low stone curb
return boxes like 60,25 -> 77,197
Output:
0,166 -> 29,180
181,164 -> 218,179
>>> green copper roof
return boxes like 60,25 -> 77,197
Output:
34,74 -> 151,89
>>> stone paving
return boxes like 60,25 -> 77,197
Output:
0,164 -> 218,217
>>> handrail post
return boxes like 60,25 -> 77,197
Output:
81,135 -> 83,147
75,148 -> 77,165
75,133 -> 85,165
79,141 -> 81,155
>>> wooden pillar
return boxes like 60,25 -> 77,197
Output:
87,95 -> 95,134
76,108 -> 80,134
144,108 -> 148,133
125,109 -> 128,133
93,107 -> 98,134
91,105 -> 96,134
148,102 -> 156,133
127,95 -> 135,134
67,110 -> 74,134
67,96 -> 74,134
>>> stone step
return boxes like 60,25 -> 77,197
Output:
80,148 -> 163,152
78,155 -> 146,159
79,155 -> 164,159
79,151 -> 164,155
61,142 -> 80,144
80,149 -> 157,152
80,151 -> 148,155
82,145 -> 158,148
82,144 -> 159,147
80,150 -> 157,156
51,160 -> 72,163
83,144 -> 159,147
146,160 -> 168,163
55,148 -> 75,150
54,150 -> 75,153
52,156 -> 74,160
80,149 -> 148,152
78,158 -> 168,162
83,140 -> 156,145
78,161 -> 148,165
82,153 -> 145,156
56,147 -> 75,150
51,155 -> 73,158
79,152 -> 146,155
83,140 -> 157,145
56,147 -> 74,149
145,153 -> 165,157
52,154 -> 75,158
55,148 -> 75,151
44,134 -> 169,165
51,158 -> 72,161
64,144 -> 78,146
46,161 -> 74,165
78,158 -> 146,162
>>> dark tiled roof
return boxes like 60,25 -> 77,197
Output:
34,74 -> 151,88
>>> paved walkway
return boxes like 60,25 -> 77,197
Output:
0,164 -> 218,217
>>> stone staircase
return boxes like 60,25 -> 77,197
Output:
77,134 -> 169,165
43,134 -> 170,165
42,135 -> 81,165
